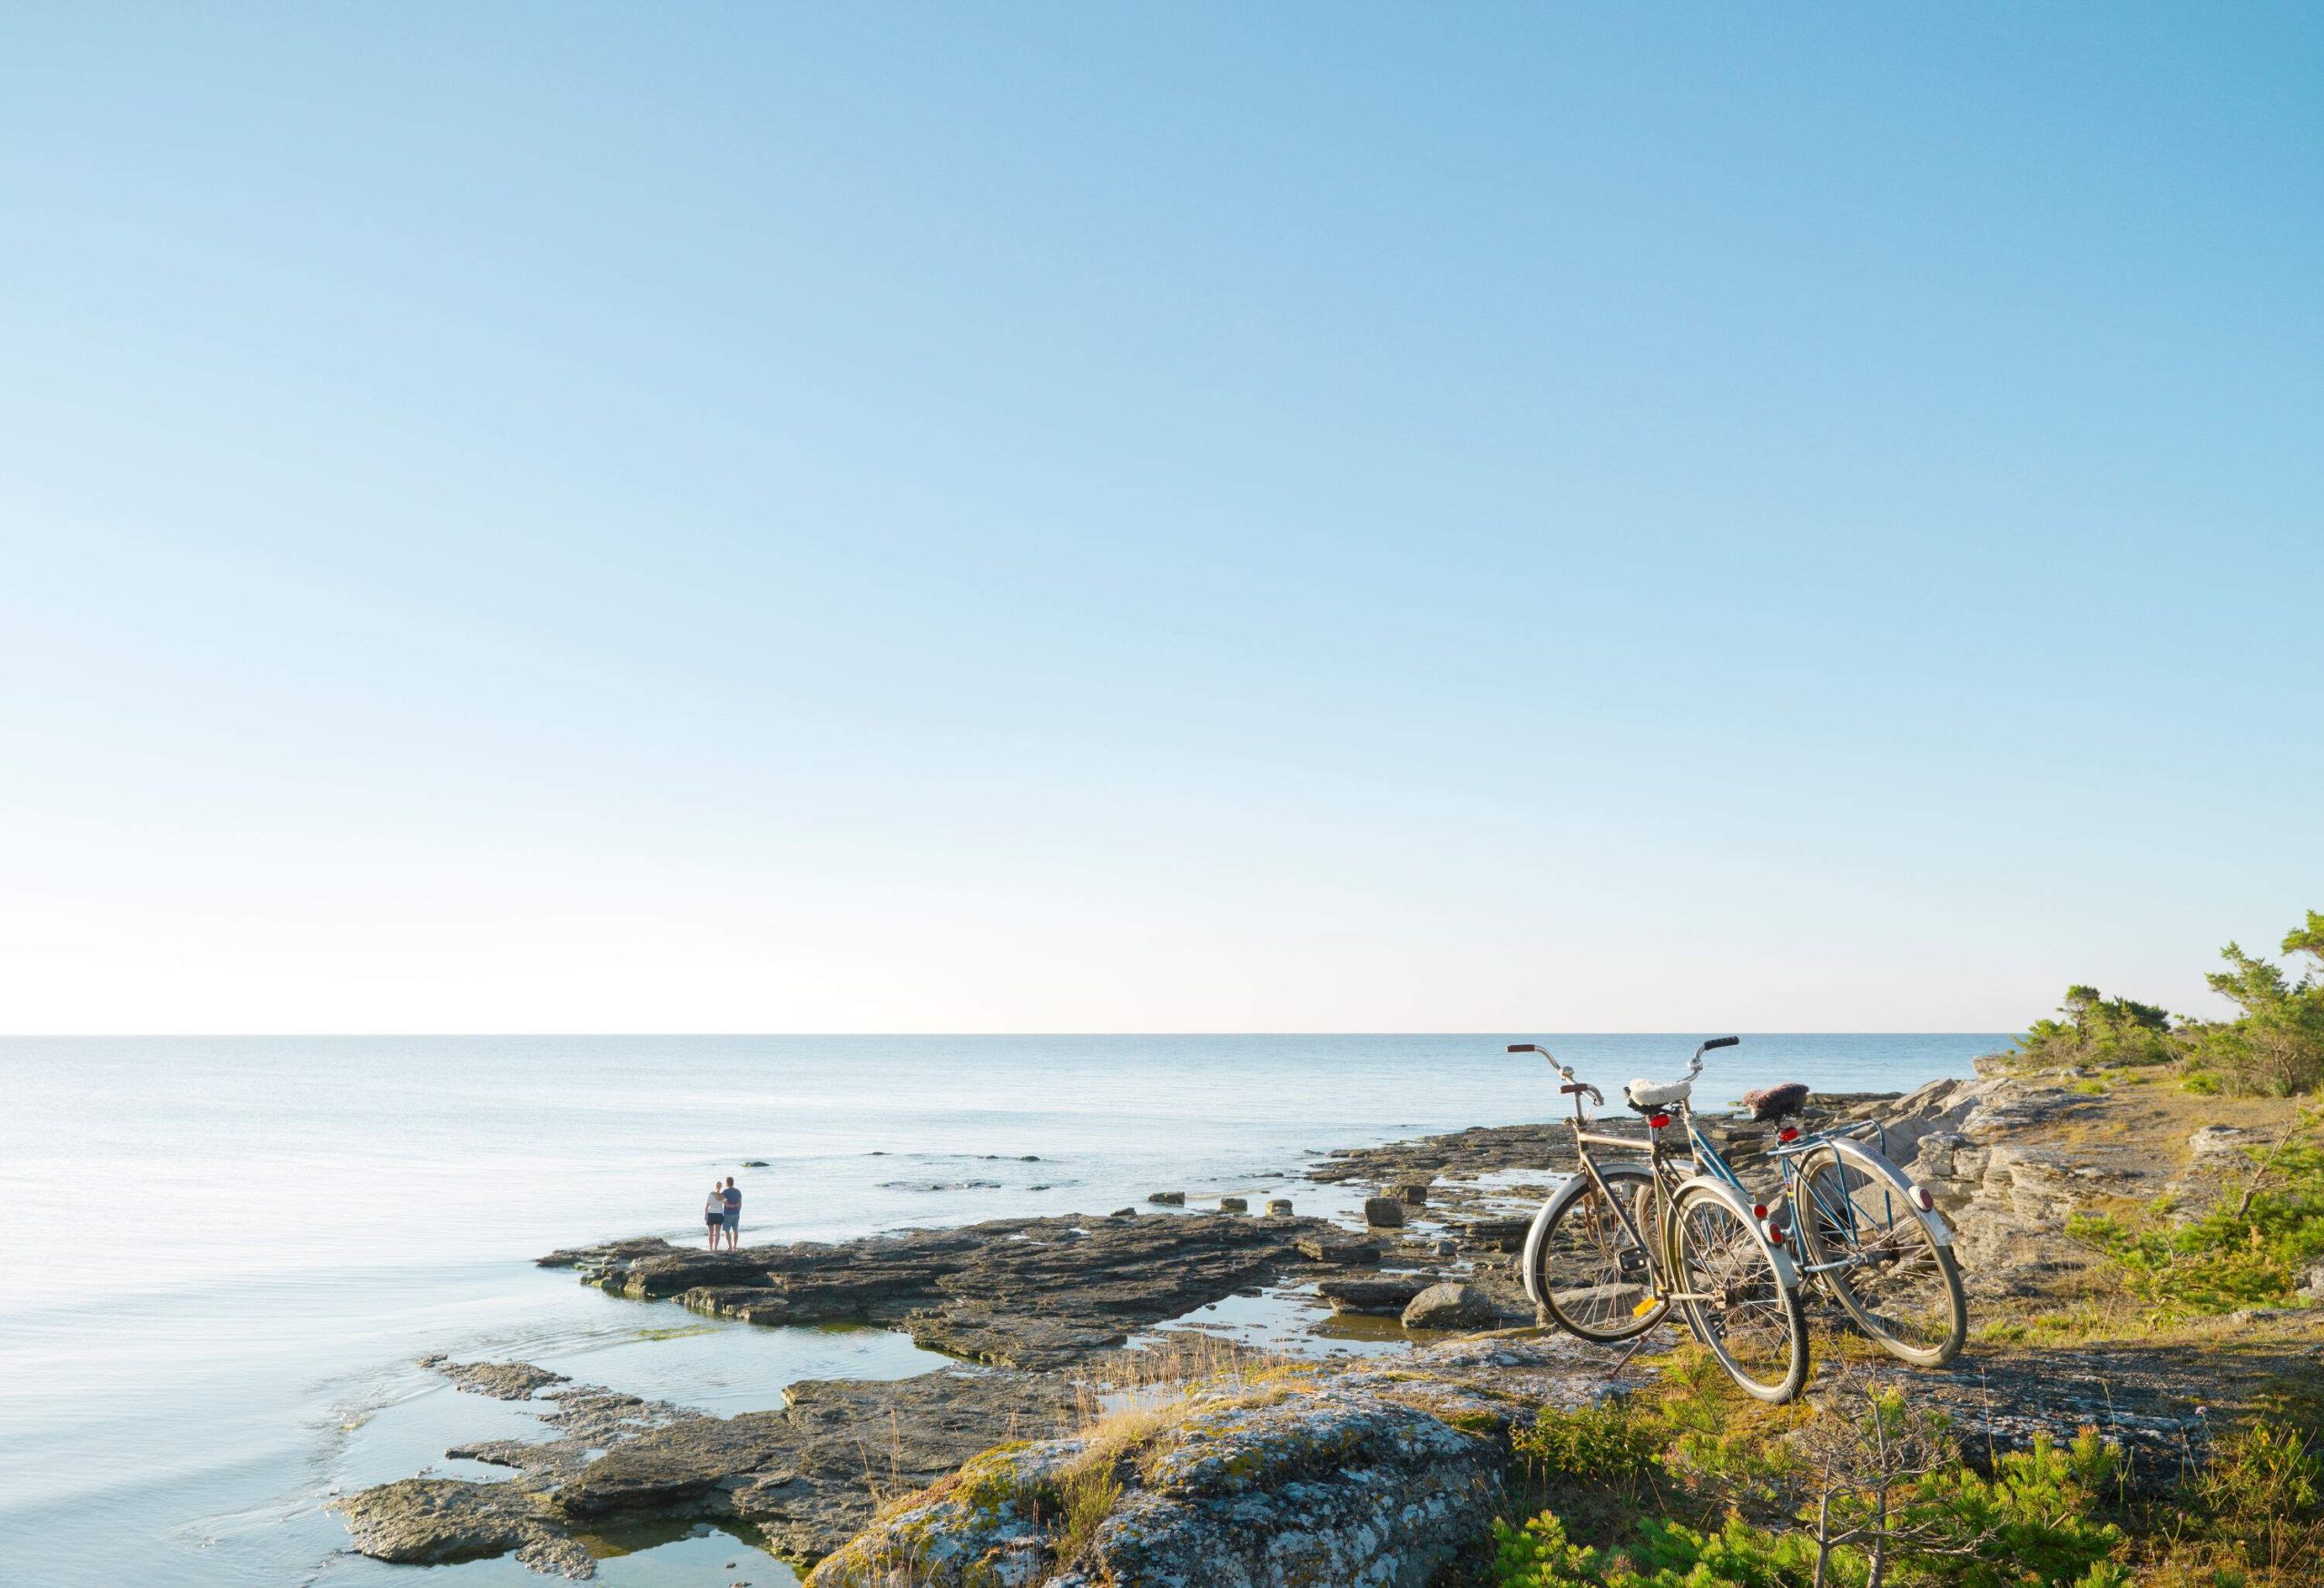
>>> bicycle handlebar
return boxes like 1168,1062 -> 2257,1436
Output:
1508,1041 -> 1602,1106
1511,1037 -> 1740,1109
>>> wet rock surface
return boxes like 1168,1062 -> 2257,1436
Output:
341,1357 -> 1081,1578
542,1210 -> 1350,1371
418,1356 -> 574,1401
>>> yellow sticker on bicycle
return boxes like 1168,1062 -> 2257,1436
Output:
1632,1298 -> 1659,1317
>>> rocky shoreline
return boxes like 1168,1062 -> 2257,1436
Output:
337,1067 -> 2324,1583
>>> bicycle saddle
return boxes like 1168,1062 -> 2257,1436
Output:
1742,1081 -> 1811,1121
1624,1075 -> 1693,1111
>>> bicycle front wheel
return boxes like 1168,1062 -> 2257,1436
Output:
1793,1139 -> 1966,1366
1532,1163 -> 1667,1342
1669,1185 -> 1808,1402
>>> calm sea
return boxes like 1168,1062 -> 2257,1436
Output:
0,1034 -> 1999,1584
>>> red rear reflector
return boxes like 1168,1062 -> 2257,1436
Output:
1649,1113 -> 1670,1129
1914,1186 -> 1935,1211
1752,1204 -> 1768,1219
1761,1218 -> 1785,1244
1778,1126 -> 1799,1143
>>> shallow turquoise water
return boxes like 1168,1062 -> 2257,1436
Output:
0,1033 -> 1999,1583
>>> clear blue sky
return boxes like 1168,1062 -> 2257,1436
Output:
1,5 -> 2316,1032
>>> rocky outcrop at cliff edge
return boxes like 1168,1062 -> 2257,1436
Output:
805,1337 -> 1615,1588
807,1386 -> 1500,1588
540,1210 -> 1362,1370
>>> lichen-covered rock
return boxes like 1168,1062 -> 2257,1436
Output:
806,1382 -> 1500,1588
1363,1196 -> 1405,1228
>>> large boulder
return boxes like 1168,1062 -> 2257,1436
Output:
1401,1281 -> 1494,1332
1364,1196 -> 1407,1228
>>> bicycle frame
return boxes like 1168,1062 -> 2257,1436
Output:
1695,1113 -> 1952,1279
1520,1048 -> 1799,1314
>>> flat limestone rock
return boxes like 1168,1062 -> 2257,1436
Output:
417,1356 -> 573,1401
543,1211 -> 1354,1370
336,1478 -> 592,1577
339,1364 -> 1083,1578
1315,1275 -> 1437,1316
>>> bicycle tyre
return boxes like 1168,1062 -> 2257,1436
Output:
1792,1139 -> 1966,1366
1532,1162 -> 1668,1342
1668,1184 -> 1808,1402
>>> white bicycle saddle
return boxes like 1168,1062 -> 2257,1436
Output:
1624,1075 -> 1693,1110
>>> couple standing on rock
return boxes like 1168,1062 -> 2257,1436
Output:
703,1177 -> 741,1251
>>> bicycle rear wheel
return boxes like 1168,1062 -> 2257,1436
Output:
1669,1185 -> 1807,1402
1532,1163 -> 1666,1341
1793,1139 -> 1965,1366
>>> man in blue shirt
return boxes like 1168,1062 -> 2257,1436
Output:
720,1177 -> 742,1252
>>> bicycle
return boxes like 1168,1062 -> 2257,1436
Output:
1737,1080 -> 1967,1367
1512,1039 -> 1967,1380
1508,1037 -> 1810,1402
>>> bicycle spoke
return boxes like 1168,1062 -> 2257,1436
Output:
1799,1149 -> 1964,1361
1536,1167 -> 1662,1340
1675,1191 -> 1804,1398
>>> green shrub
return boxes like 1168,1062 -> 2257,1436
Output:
1492,1510 -> 1824,1588
1913,1427 -> 2127,1588
2066,1123 -> 2324,1315
2180,918 -> 2324,1097
1513,1399 -> 1666,1485
2015,985 -> 2178,1070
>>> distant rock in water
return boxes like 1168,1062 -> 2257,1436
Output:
1147,1190 -> 1185,1206
416,1357 -> 571,1401
1217,1196 -> 1247,1213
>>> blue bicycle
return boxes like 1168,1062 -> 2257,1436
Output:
1512,1038 -> 1966,1395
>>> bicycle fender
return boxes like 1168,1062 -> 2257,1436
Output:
1669,1173 -> 1802,1290
1520,1170 -> 1600,1313
1805,1138 -> 1955,1248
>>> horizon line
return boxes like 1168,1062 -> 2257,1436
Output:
0,1029 -> 2018,1040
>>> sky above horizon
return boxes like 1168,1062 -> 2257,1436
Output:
2,5 -> 2318,1034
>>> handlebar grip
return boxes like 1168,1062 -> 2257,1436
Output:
1703,1035 -> 1739,1050
1507,1043 -> 1540,1054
